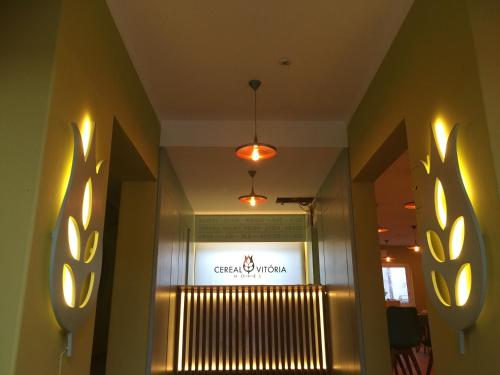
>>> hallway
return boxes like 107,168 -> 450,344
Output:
3,1 -> 500,375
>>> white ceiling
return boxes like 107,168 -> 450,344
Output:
167,147 -> 341,214
375,152 -> 417,247
107,0 -> 413,213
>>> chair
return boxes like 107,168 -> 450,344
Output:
386,306 -> 422,375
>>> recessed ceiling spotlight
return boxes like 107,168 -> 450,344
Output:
278,57 -> 291,66
404,201 -> 417,209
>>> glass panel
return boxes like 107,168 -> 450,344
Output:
382,266 -> 410,304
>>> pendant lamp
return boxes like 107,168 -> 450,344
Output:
238,170 -> 267,207
235,80 -> 277,161
407,224 -> 421,252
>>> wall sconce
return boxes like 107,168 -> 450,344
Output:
419,121 -> 486,353
50,121 -> 106,355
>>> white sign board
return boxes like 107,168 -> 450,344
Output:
194,242 -> 305,285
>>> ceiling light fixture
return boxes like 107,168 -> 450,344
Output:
381,241 -> 393,262
378,226 -> 389,233
238,170 -> 267,207
235,80 -> 277,162
407,224 -> 421,252
404,201 -> 417,210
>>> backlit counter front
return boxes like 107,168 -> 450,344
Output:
175,285 -> 328,373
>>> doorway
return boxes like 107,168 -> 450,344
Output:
375,151 -> 433,374
350,122 -> 434,374
90,120 -> 156,374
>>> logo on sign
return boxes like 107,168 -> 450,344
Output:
243,255 -> 255,273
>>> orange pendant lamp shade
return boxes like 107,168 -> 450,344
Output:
236,143 -> 277,162
235,80 -> 277,162
238,170 -> 267,207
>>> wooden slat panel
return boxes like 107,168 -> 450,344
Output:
176,285 -> 328,373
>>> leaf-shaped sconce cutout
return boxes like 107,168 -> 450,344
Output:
67,216 -> 80,260
81,117 -> 93,160
62,264 -> 76,308
433,120 -> 448,162
84,231 -> 99,263
421,155 -> 431,175
431,271 -> 451,306
434,178 -> 447,230
82,178 -> 92,229
456,263 -> 472,307
96,160 -> 104,174
449,216 -> 465,260
426,230 -> 445,262
79,272 -> 95,308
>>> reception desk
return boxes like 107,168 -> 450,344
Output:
175,285 -> 329,373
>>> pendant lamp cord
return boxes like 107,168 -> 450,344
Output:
253,87 -> 258,143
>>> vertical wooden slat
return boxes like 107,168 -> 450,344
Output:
257,286 -> 263,370
307,287 -> 317,370
281,289 -> 288,370
288,287 -> 296,370
244,289 -> 250,370
204,288 -> 211,370
211,289 -> 217,370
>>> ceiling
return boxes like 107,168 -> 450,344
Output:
375,151 -> 417,247
167,147 -> 341,213
107,0 -> 413,213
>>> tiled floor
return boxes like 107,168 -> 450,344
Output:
393,348 -> 433,374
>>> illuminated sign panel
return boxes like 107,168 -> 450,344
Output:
194,242 -> 305,285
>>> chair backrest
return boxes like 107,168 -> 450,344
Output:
386,306 -> 420,349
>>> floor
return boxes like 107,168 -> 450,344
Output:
393,348 -> 433,374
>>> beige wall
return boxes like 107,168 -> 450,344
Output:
106,181 -> 157,374
350,182 -> 392,374
315,150 -> 364,374
466,0 -> 500,198
150,149 -> 194,373
6,0 -> 161,374
348,0 -> 500,373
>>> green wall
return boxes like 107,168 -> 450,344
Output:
195,214 -> 306,242
2,1 -> 161,374
0,2 -> 62,374
348,0 -> 500,373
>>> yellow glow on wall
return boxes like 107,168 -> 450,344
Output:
82,178 -> 92,229
79,272 -> 95,308
433,118 -> 449,162
62,264 -> 76,308
457,155 -> 476,206
426,230 -> 445,262
456,263 -> 472,306
435,178 -> 447,229
318,291 -> 327,369
67,217 -> 80,260
432,271 -> 451,307
450,217 -> 465,260
81,115 -> 93,159
178,291 -> 185,371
